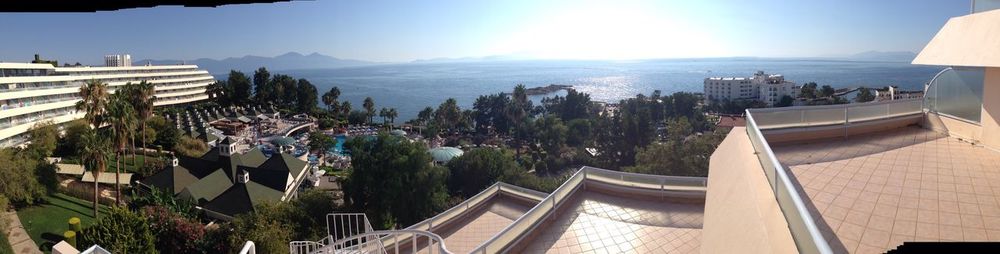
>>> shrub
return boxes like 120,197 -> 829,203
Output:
79,206 -> 157,253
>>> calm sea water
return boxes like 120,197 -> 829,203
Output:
278,59 -> 942,121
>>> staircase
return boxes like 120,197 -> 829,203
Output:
289,213 -> 453,254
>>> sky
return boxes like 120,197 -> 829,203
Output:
0,0 -> 970,64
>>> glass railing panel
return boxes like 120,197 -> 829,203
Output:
926,67 -> 983,123
973,0 -> 1000,13
847,103 -> 887,123
748,110 -> 803,129
888,99 -> 923,117
802,107 -> 846,126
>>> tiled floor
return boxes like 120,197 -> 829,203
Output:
518,190 -> 704,253
773,126 -> 1000,253
433,197 -> 533,253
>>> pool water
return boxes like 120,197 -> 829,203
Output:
327,135 -> 347,155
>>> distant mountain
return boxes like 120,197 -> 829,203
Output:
134,52 -> 377,75
841,51 -> 917,63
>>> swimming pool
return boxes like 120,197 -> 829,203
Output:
327,134 -> 347,155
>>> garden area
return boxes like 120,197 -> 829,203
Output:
17,193 -> 108,253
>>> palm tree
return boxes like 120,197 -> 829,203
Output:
388,108 -> 398,126
379,107 -> 389,126
363,97 -> 375,125
107,93 -> 136,204
340,101 -> 352,126
322,87 -> 341,112
80,129 -> 109,217
76,80 -> 109,127
131,81 -> 155,168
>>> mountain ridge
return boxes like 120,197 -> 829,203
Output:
134,52 -> 378,75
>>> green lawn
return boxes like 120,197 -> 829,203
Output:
17,194 -> 109,253
0,231 -> 13,254
106,154 -> 161,174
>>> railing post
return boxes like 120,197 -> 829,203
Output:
843,105 -> 849,138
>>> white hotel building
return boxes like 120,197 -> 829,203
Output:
703,71 -> 799,106
0,61 -> 214,147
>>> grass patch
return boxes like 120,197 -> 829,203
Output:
17,194 -> 109,253
105,154 -> 161,174
0,230 -> 13,254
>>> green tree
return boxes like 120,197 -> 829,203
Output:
820,85 -> 836,98
363,97 -> 375,125
57,119 -> 90,157
435,98 -> 462,133
79,206 -> 157,254
228,70 -> 253,106
535,116 -> 568,156
322,87 -> 341,112
666,116 -> 693,141
107,92 -> 137,204
307,131 -> 335,153
253,67 -> 272,104
206,80 -> 232,106
445,149 -> 521,198
379,107 -> 389,126
775,95 -> 795,107
131,81 -> 156,168
0,149 -> 46,205
175,136 -> 208,158
418,107 -> 434,126
565,119 -> 592,147
295,79 -> 319,113
800,82 -> 818,99
76,80 -> 110,127
26,121 -> 58,159
80,129 -> 111,217
340,101 -> 353,122
343,134 -> 449,228
388,108 -> 398,126
856,87 -> 876,103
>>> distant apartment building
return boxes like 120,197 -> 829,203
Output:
703,71 -> 799,106
104,54 -> 131,67
0,58 -> 214,147
873,85 -> 924,101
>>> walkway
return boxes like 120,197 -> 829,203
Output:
3,210 -> 41,254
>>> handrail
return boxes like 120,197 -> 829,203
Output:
745,110 -> 833,254
331,229 -> 452,254
471,166 -> 708,253
238,241 -> 256,254
749,97 -> 923,132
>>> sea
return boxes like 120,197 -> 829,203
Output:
269,58 -> 943,121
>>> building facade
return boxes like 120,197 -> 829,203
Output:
0,61 -> 214,147
704,71 -> 799,106
103,54 -> 132,67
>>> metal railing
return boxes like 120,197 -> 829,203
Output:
329,229 -> 451,254
238,241 -> 256,254
748,98 -> 923,131
745,110 -> 834,254
470,166 -> 707,253
406,182 -> 546,233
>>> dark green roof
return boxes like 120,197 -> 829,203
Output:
178,169 -> 233,203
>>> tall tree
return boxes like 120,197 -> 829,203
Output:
363,97 -> 375,125
133,81 -> 156,168
76,80 -> 110,127
418,107 -> 434,126
107,93 -> 136,204
856,87 -> 876,103
388,108 -> 398,126
252,67 -> 271,104
379,107 -> 389,126
295,79 -> 319,113
80,129 -> 110,217
435,98 -> 461,132
322,87 -> 341,112
340,101 -> 352,123
228,70 -> 253,106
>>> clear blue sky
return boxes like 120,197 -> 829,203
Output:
0,0 -> 969,64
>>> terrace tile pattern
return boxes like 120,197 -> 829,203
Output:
433,198 -> 533,253
773,126 -> 1000,253
519,190 -> 704,253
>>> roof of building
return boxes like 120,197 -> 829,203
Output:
429,147 -> 464,163
140,146 -> 308,218
81,172 -> 134,185
913,9 -> 1000,67
55,163 -> 85,176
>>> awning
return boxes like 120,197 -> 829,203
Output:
81,172 -> 133,185
913,9 -> 1000,67
56,163 -> 85,176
